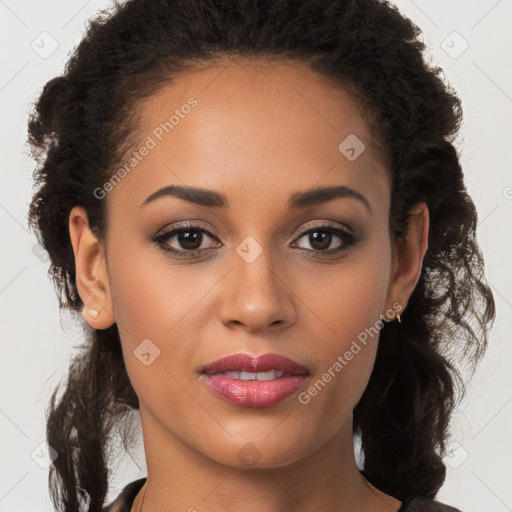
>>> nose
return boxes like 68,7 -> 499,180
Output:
219,248 -> 297,334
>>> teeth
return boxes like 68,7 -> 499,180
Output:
214,370 -> 286,380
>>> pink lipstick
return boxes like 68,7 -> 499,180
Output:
199,353 -> 309,408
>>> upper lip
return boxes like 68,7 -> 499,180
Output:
201,352 -> 309,375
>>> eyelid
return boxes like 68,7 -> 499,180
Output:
153,222 -> 221,245
154,219 -> 352,242
154,220 -> 219,238
293,220 -> 352,238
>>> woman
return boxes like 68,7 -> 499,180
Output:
27,0 -> 495,511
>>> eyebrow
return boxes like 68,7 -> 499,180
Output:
140,184 -> 372,214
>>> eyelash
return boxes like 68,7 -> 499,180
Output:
151,221 -> 357,260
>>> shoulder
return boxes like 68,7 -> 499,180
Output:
399,496 -> 463,512
101,478 -> 147,512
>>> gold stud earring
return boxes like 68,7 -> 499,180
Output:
90,309 -> 100,318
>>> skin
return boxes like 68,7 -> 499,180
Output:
69,59 -> 429,512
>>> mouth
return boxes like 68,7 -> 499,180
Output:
200,352 -> 310,377
199,352 -> 310,407
206,370 -> 293,380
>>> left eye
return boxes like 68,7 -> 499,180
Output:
291,224 -> 354,254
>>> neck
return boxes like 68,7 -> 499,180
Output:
135,407 -> 400,512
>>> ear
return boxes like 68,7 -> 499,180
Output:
383,202 -> 429,321
69,206 -> 115,329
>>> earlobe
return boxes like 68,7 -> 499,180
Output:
384,202 -> 429,320
69,206 -> 116,329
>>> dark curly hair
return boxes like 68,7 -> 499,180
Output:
26,0 -> 495,510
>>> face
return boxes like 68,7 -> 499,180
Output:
77,60 -> 407,469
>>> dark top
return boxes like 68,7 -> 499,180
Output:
101,477 -> 462,512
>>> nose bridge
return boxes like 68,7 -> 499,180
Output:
219,234 -> 295,331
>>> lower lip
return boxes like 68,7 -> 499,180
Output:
201,374 -> 309,407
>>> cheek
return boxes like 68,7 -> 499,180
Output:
295,239 -> 391,420
303,236 -> 392,348
105,240 -> 215,394
107,229 -> 214,341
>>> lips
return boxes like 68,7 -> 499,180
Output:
199,352 -> 310,407
200,352 -> 309,376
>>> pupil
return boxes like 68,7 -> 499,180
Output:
179,230 -> 201,250
310,231 -> 330,250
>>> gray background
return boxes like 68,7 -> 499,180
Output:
1,1 -> 511,510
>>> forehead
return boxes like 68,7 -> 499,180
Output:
136,59 -> 385,158
107,59 -> 390,219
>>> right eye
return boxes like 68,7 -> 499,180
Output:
151,222 -> 222,259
